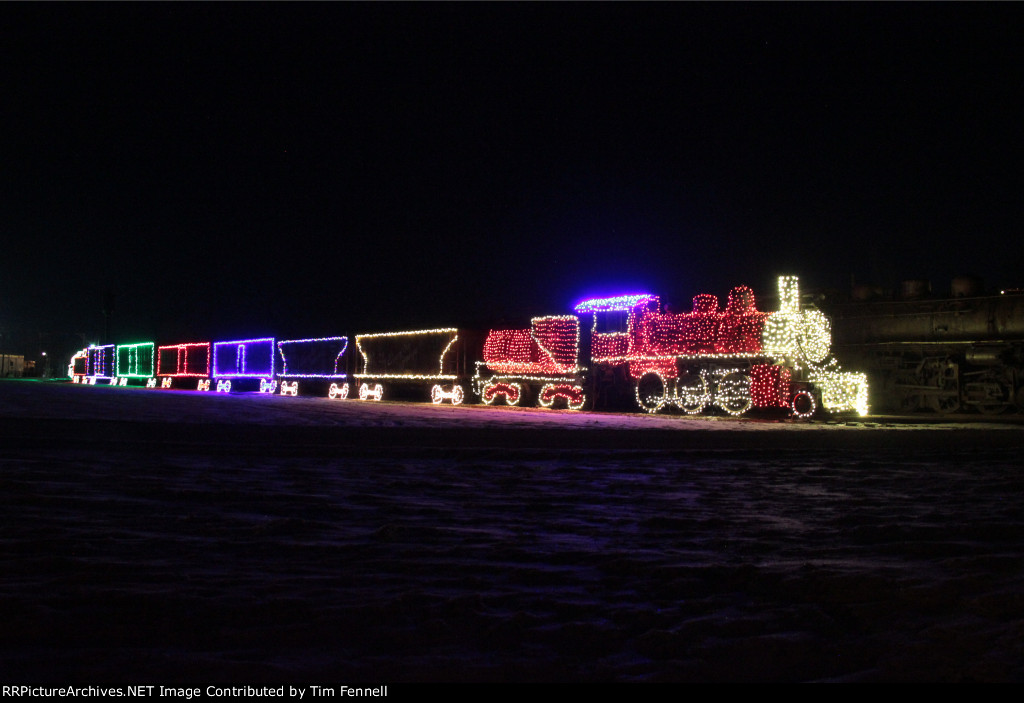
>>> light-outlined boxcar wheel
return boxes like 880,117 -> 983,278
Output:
567,388 -> 588,411
537,383 -> 556,408
503,382 -> 523,406
481,383 -> 498,405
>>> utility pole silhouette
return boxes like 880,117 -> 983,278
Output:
103,291 -> 115,344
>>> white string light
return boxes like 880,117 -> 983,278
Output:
280,381 -> 299,396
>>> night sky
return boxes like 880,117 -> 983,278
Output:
3,3 -> 1022,356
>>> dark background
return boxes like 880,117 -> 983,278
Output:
3,3 -> 1022,356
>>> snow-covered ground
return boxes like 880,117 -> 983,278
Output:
5,378 -> 1023,432
1,380 -> 1023,682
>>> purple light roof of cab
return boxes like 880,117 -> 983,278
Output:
573,293 -> 658,313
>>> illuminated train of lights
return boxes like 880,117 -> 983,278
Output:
67,275 -> 869,418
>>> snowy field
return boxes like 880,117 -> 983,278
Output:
1,380 -> 1023,682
